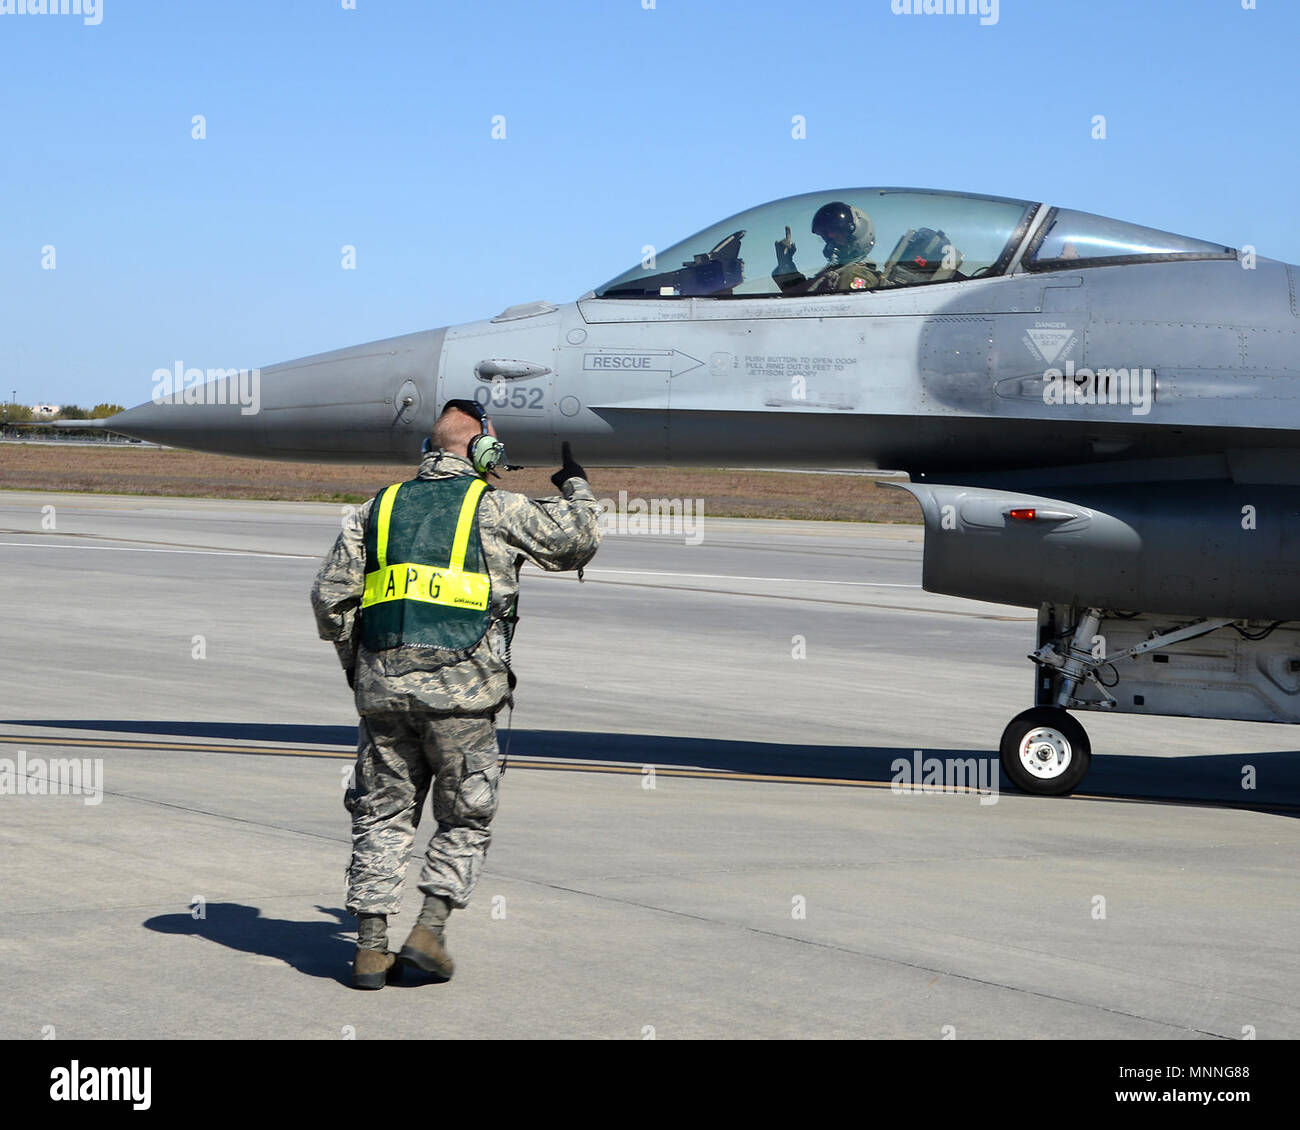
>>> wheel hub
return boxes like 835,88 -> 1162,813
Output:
1018,727 -> 1072,779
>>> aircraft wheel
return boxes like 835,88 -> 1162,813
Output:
999,708 -> 1091,796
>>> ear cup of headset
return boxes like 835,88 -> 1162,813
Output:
468,432 -> 505,476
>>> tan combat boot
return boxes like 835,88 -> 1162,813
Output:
352,947 -> 400,990
399,924 -> 455,981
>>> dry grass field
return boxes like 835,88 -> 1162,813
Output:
0,442 -> 921,523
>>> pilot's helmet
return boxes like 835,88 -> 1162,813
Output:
812,202 -> 875,265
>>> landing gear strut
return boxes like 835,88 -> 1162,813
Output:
999,606 -> 1235,796
999,607 -> 1102,796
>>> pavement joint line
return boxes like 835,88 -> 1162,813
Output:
571,567 -> 922,589
0,537 -> 1030,617
21,878 -> 1285,1024
0,539 -> 314,560
12,856 -> 1236,1035
0,525 -> 319,555
66,786 -> 351,843
0,539 -> 1031,617
6,871 -> 1289,1024
672,538 -> 920,556
0,530 -> 1024,613
546,575 -> 1035,618
567,833 -> 1294,880
483,876 -> 1234,1039
5,790 -> 1290,1026
504,874 -> 1298,1017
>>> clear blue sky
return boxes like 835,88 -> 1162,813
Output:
2,0 -> 1296,410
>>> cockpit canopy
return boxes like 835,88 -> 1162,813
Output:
594,187 -> 1236,299
1022,207 -> 1235,270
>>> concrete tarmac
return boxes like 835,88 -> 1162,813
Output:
1,490 -> 1297,1039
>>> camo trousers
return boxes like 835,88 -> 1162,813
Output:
345,711 -> 501,915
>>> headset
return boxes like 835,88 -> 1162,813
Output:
430,398 -> 507,477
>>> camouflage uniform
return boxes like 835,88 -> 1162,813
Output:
311,449 -> 601,914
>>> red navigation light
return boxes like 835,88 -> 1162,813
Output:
1008,508 -> 1037,521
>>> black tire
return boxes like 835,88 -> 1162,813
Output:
999,707 -> 1091,796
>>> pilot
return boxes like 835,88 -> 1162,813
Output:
311,400 -> 602,989
772,201 -> 883,295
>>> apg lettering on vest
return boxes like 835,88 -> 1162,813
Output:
365,563 -> 489,611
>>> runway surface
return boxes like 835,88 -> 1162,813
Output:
1,489 -> 1297,1039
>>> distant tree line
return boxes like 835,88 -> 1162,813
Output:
52,404 -> 125,420
1,402 -> 127,437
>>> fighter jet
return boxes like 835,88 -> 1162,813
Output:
107,186 -> 1300,795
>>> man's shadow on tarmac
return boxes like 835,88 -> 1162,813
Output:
143,903 -> 359,986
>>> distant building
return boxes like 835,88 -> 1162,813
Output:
31,405 -> 60,418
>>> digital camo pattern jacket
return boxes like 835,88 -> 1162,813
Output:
311,449 -> 602,714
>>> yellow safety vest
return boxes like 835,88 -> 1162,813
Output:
360,476 -> 492,652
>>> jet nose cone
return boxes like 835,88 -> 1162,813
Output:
106,326 -> 449,463
107,387 -> 266,457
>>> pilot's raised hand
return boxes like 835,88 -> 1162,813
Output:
774,225 -> 797,273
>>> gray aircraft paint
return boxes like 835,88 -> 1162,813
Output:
108,264 -> 1300,468
102,188 -> 1300,782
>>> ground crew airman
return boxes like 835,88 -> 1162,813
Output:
311,399 -> 601,989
